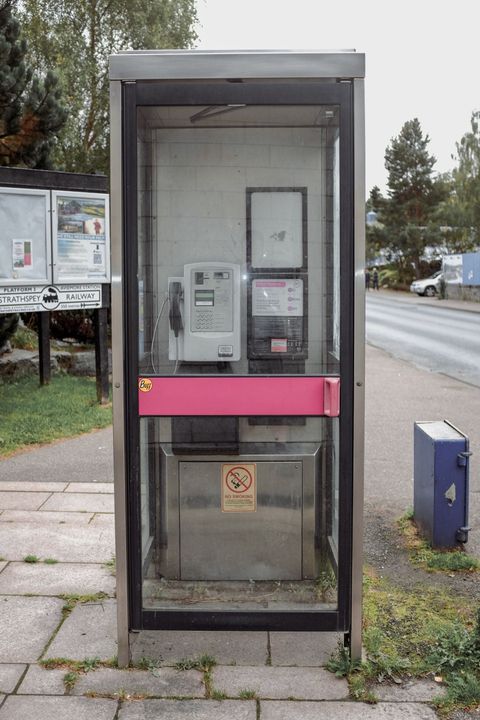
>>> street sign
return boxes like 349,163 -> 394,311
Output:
0,284 -> 102,314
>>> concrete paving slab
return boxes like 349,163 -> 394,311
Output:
0,664 -> 26,693
260,701 -> 438,719
44,600 -> 117,661
0,491 -> 51,511
90,514 -> 115,528
118,699 -> 256,719
0,482 -> 67,492
0,695 -> 118,720
66,482 -> 113,494
269,631 -> 341,666
41,493 -> 114,513
73,667 -> 204,698
0,596 -> 64,663
373,679 -> 446,702
18,664 -> 66,695
212,666 -> 348,700
0,523 -> 114,562
0,562 -> 116,596
131,631 -> 268,666
0,510 -> 93,524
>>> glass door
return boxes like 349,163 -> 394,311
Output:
122,81 -> 354,631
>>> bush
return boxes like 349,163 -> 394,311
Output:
23,310 -> 95,344
0,314 -> 19,353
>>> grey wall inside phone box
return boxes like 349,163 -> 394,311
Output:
137,122 -> 336,444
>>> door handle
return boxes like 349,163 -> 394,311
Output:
324,377 -> 340,417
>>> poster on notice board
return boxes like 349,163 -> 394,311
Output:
53,192 -> 110,284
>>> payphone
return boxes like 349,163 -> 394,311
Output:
110,49 -> 365,666
168,262 -> 241,363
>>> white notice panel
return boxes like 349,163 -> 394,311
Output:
0,188 -> 51,286
250,191 -> 304,268
252,278 -> 303,316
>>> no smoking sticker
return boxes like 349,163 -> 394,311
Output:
221,464 -> 257,513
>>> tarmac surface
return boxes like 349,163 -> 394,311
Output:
0,291 -> 478,718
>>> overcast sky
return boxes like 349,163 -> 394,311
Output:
195,0 -> 479,195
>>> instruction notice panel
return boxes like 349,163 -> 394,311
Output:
0,284 -> 102,314
221,464 -> 257,513
55,195 -> 108,282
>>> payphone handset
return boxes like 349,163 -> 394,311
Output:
168,262 -> 241,362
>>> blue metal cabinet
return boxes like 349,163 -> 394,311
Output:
414,421 -> 470,548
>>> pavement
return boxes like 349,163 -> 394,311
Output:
0,294 -> 478,719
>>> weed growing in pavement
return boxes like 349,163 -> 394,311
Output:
41,657 -> 111,674
63,671 -> 79,691
174,654 -> 216,672
40,657 -> 74,670
174,658 -> 200,671
23,555 -> 39,563
326,641 -> 361,677
211,690 -> 227,700
238,689 -> 257,699
315,564 -> 337,601
43,558 -> 58,564
397,511 -> 479,572
174,653 -> 217,698
135,657 -> 161,672
78,657 -> 101,672
104,556 -> 116,576
60,592 -> 109,617
326,568 -> 480,711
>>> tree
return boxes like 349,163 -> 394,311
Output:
449,111 -> 480,248
0,0 -> 66,352
0,0 -> 66,167
373,119 -> 447,280
17,0 -> 199,174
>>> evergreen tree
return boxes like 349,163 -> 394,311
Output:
365,185 -> 388,266
450,110 -> 480,247
0,0 -> 66,352
376,119 -> 447,280
18,0 -> 199,174
0,0 -> 66,167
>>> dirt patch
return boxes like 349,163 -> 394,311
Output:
363,508 -> 480,600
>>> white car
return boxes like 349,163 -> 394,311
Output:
409,271 -> 443,297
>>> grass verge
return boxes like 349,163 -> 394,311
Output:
0,374 -> 112,456
327,568 -> 480,712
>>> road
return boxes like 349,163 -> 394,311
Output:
366,292 -> 480,387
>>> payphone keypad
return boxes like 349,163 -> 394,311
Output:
190,270 -> 233,333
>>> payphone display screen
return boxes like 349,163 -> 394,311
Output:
135,101 -> 342,616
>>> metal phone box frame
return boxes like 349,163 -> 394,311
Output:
110,50 -> 366,666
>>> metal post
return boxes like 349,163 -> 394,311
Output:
110,79 -> 131,668
37,312 -> 51,386
94,285 -> 110,404
350,77 -> 366,663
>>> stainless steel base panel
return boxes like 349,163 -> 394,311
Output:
156,443 -> 321,582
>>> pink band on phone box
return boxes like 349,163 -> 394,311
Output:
138,376 -> 340,417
